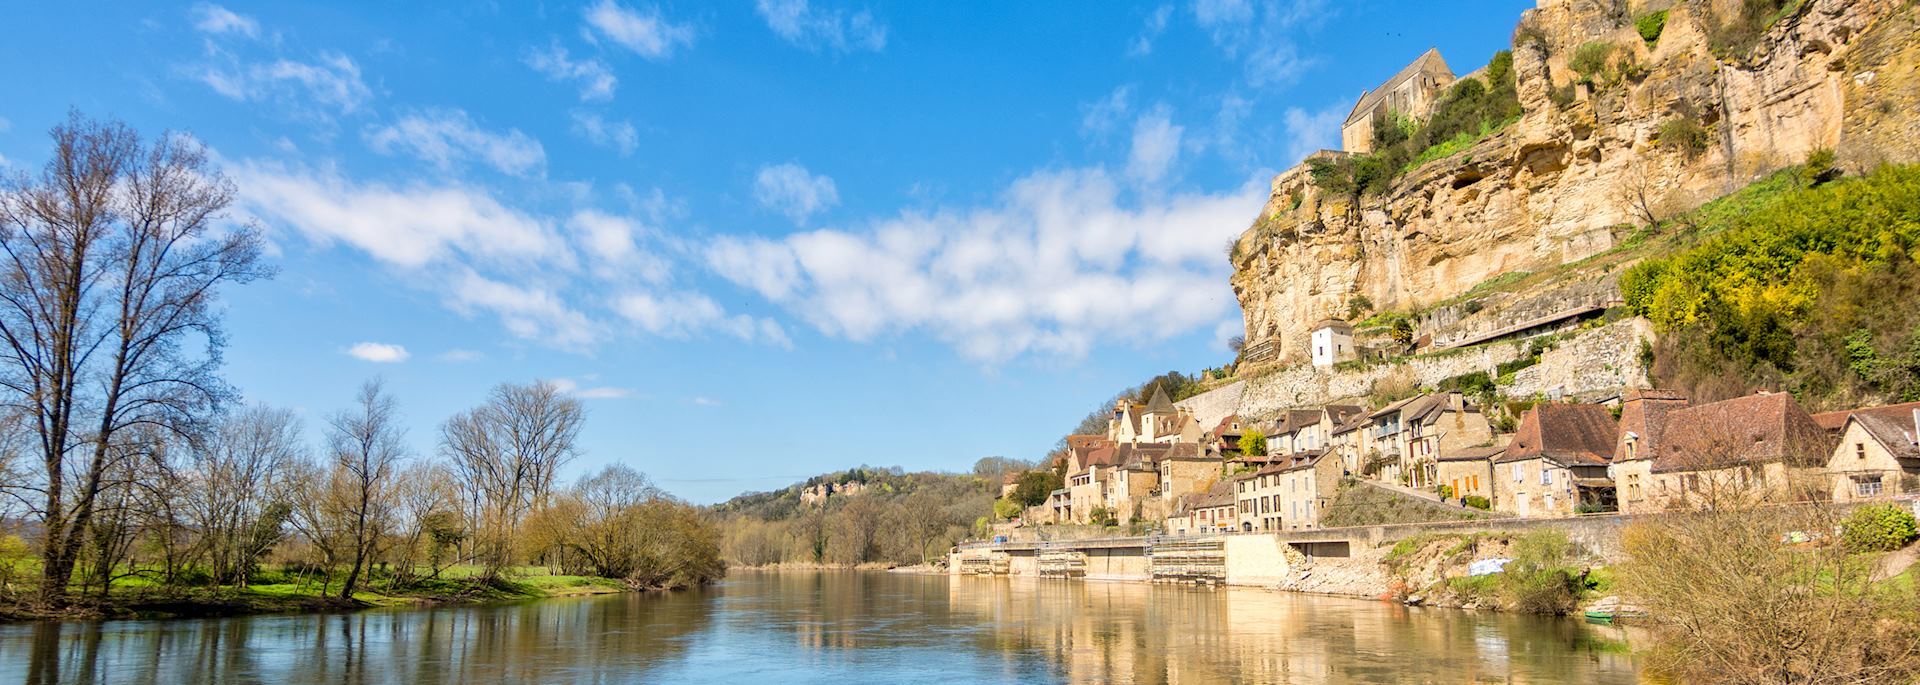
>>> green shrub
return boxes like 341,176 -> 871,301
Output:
1462,495 -> 1491,510
1570,41 -> 1615,79
1656,115 -> 1710,155
992,497 -> 1022,519
1437,484 -> 1456,500
1842,504 -> 1918,552
1635,10 -> 1669,45
1502,530 -> 1582,614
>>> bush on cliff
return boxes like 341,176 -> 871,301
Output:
1624,162 -> 1920,408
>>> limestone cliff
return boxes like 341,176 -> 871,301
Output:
1231,0 -> 1920,364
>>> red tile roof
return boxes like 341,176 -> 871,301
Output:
1844,401 -> 1920,462
1651,393 -> 1834,474
1497,403 -> 1617,466
1616,390 -> 1689,462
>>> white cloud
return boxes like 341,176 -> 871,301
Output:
192,3 -> 259,38
584,0 -> 696,59
568,209 -> 671,283
444,268 -> 600,350
755,0 -> 887,53
233,161 -> 565,269
549,377 -> 634,399
705,167 -> 1266,362
439,349 -> 484,362
569,110 -> 638,155
231,159 -> 784,353
690,396 -> 722,406
1080,86 -> 1132,138
0,117 -> 10,133
525,44 -> 617,101
753,162 -> 839,225
193,51 -> 372,114
1126,107 -> 1184,186
365,109 -> 546,177
1281,102 -> 1348,164
615,291 -> 790,347
1129,5 -> 1173,57
1191,0 -> 1323,88
346,342 -> 409,363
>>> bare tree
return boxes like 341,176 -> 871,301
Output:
440,380 -> 583,581
183,405 -> 304,586
0,113 -> 267,607
388,460 -> 463,585
327,380 -> 407,599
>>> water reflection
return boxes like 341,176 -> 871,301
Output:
0,571 -> 1640,684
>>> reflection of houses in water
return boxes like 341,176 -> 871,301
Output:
941,576 -> 1640,683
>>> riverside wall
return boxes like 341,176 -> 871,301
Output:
1174,317 -> 1655,420
949,513 -> 1638,588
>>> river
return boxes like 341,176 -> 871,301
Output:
0,570 -> 1643,684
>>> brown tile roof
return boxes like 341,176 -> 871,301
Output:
1270,409 -> 1323,436
1279,448 -> 1333,472
1616,390 -> 1688,462
1812,410 -> 1852,433
1847,402 -> 1920,462
1498,403 -> 1617,466
1438,444 -> 1504,462
1650,393 -> 1834,474
1143,386 -> 1177,415
1324,404 -> 1366,425
1342,47 -> 1453,126
1066,435 -> 1109,450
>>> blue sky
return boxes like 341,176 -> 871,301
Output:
0,0 -> 1530,502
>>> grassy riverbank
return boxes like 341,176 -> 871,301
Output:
0,564 -> 638,623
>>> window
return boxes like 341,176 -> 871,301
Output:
1540,467 -> 1551,486
1512,464 -> 1523,483
1858,443 -> 1867,460
1856,477 -> 1883,497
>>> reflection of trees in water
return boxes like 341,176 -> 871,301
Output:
5,573 -> 1639,684
943,577 -> 1641,684
9,593 -> 715,684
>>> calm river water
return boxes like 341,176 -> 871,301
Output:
0,570 -> 1643,684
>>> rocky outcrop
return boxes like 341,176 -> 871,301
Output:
1232,0 -> 1920,363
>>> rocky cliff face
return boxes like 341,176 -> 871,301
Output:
1231,0 -> 1920,364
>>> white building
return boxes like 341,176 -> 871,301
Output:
1309,319 -> 1355,368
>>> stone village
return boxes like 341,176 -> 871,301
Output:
958,0 -> 1920,555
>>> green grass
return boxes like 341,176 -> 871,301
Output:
1405,116 -> 1517,172
1,563 -> 637,620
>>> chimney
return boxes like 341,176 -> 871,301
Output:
1912,409 -> 1920,446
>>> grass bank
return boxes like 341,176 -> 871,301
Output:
0,564 -> 637,623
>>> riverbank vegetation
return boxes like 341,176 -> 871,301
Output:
715,463 -> 998,568
1619,503 -> 1920,684
0,114 -> 723,621
1382,529 -> 1596,613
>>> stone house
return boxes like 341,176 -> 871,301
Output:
1611,389 -> 1690,514
1166,481 -> 1237,535
1062,434 -> 1113,474
1340,47 -> 1457,153
1109,387 -> 1204,445
1493,403 -> 1618,517
1309,319 -> 1356,368
1230,472 -> 1266,532
1206,414 -> 1244,457
1274,449 -> 1343,530
1158,442 -> 1222,505
1436,444 -> 1503,504
1243,463 -> 1289,532
1329,413 -> 1368,474
1266,409 -> 1326,454
1366,392 -> 1491,489
1640,393 -> 1835,510
1824,402 -> 1920,501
